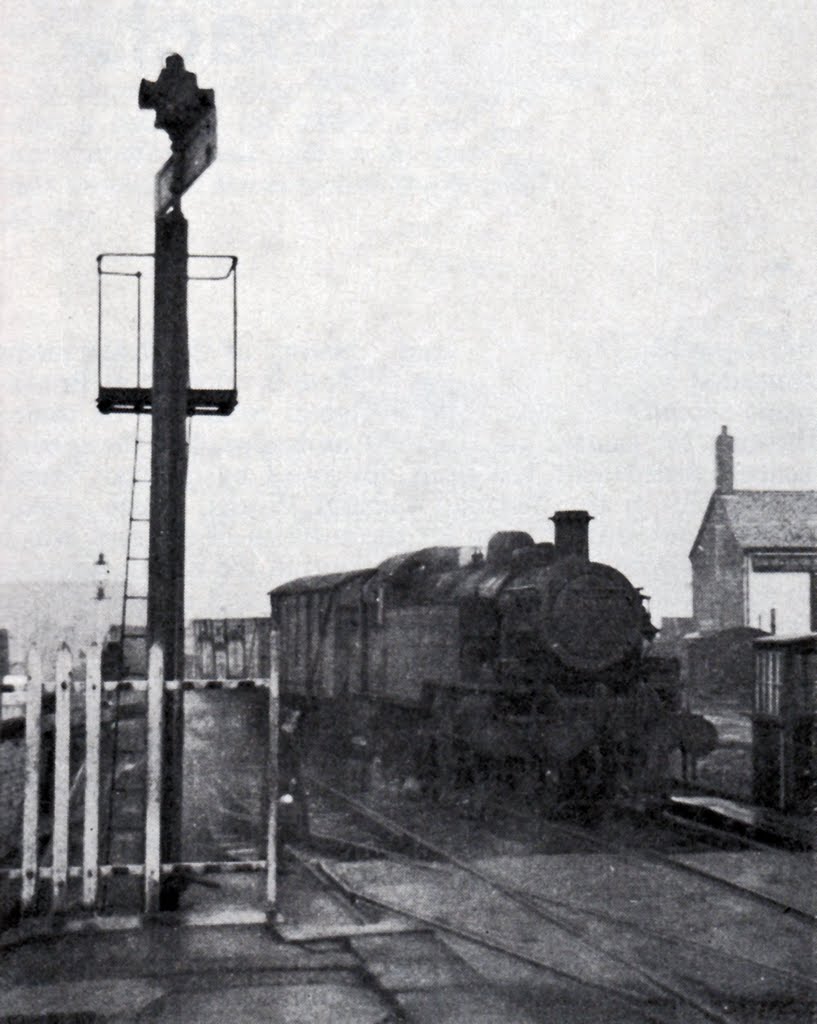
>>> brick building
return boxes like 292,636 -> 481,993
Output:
690,427 -> 817,634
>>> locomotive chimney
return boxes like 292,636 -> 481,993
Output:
715,425 -> 734,493
550,510 -> 592,561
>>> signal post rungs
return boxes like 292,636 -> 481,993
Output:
0,634 -> 280,928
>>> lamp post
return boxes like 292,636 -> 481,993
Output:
94,552 -> 111,645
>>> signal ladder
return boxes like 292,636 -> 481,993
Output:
100,413 -> 152,897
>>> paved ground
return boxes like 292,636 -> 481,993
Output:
2,848 -> 814,1023
0,920 -> 584,1024
0,922 -> 391,1023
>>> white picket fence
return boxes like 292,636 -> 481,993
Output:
0,635 -> 279,925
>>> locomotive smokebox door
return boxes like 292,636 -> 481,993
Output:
540,561 -> 644,674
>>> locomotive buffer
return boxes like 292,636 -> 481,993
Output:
97,55 -> 236,909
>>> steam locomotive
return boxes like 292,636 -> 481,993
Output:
269,511 -> 692,810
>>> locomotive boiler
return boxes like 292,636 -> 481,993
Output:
270,511 -> 687,810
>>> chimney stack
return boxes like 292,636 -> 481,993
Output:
550,510 -> 592,560
715,425 -> 734,493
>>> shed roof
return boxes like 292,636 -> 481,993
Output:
753,632 -> 817,650
691,490 -> 817,556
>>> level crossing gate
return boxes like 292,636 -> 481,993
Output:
0,635 -> 280,936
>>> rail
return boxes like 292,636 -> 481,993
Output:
0,636 -> 280,928
305,775 -> 815,1024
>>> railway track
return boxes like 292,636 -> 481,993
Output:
308,765 -> 814,921
305,772 -> 817,927
528,806 -> 816,925
299,774 -> 815,1024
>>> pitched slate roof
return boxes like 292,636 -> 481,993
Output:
723,491 -> 817,548
692,490 -> 817,555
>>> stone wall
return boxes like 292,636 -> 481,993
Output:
691,500 -> 745,632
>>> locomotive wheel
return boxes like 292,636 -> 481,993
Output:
537,767 -> 566,817
418,689 -> 463,802
562,747 -> 605,803
536,746 -> 605,817
417,736 -> 444,801
418,733 -> 476,804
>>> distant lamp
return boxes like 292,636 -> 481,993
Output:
95,552 -> 110,602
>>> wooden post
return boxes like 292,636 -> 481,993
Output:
149,209 -> 189,911
265,630 -> 279,915
144,643 -> 164,913
82,644 -> 102,910
52,644 -> 73,912
20,648 -> 43,913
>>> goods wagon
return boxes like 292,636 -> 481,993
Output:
188,617 -> 271,680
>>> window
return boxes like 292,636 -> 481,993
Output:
755,650 -> 783,716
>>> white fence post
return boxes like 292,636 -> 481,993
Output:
144,643 -> 164,913
20,648 -> 43,913
82,644 -> 102,909
266,629 -> 280,915
52,644 -> 73,912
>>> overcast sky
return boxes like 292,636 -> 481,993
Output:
1,1 -> 814,622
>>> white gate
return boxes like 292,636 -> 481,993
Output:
0,635 -> 279,932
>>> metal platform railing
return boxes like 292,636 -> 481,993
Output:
95,252 -> 238,417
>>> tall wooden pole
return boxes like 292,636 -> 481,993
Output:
122,53 -> 220,910
148,205 -> 189,907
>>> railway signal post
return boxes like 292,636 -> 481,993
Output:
141,55 -> 205,909
98,55 -> 235,909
